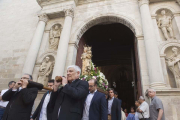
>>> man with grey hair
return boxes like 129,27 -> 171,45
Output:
148,89 -> 165,120
137,96 -> 149,120
48,65 -> 89,120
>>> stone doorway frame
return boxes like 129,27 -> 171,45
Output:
66,13 -> 146,97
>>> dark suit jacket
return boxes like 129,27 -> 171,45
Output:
32,91 -> 51,120
88,91 -> 108,120
47,79 -> 89,120
107,98 -> 121,120
2,88 -> 38,120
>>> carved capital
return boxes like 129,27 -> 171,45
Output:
39,14 -> 49,23
64,8 -> 74,18
173,12 -> 180,17
138,0 -> 149,7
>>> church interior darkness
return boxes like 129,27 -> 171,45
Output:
76,23 -> 142,112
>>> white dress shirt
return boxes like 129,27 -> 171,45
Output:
39,93 -> 51,120
108,97 -> 114,115
0,89 -> 9,107
82,89 -> 97,120
138,101 -> 149,118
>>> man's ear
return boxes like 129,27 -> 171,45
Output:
77,71 -> 80,75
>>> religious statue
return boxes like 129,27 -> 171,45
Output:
49,24 -> 61,50
38,57 -> 54,86
157,10 -> 176,40
166,47 -> 180,88
81,46 -> 92,75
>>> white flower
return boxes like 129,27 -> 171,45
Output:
99,80 -> 103,83
92,76 -> 96,79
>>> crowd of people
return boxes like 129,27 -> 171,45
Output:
0,65 -> 165,120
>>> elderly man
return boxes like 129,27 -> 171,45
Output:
0,81 -> 16,119
137,96 -> 149,120
148,89 -> 165,120
82,79 -> 107,120
2,74 -> 38,120
48,65 -> 89,120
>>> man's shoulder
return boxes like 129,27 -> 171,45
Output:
1,89 -> 8,92
77,79 -> 88,85
96,91 -> 105,96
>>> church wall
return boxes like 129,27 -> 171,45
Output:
0,0 -> 41,90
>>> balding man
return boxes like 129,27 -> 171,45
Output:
48,65 -> 89,120
2,74 -> 38,120
148,89 -> 165,120
137,96 -> 149,120
82,79 -> 107,120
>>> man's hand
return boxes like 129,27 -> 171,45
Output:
53,78 -> 62,92
30,119 -> 33,120
21,79 -> 29,89
13,80 -> 22,90
62,76 -> 68,87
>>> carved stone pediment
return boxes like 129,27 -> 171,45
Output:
37,0 -> 78,8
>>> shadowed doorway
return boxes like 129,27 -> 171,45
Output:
76,22 -> 142,112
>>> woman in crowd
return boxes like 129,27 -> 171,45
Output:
126,107 -> 135,120
135,101 -> 140,120
124,108 -> 128,117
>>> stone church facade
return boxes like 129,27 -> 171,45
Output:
0,0 -> 180,119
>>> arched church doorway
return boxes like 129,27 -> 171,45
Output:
76,22 -> 142,112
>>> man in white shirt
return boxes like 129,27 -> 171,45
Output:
31,80 -> 54,120
107,89 -> 121,120
137,96 -> 150,120
82,79 -> 107,120
0,81 -> 16,119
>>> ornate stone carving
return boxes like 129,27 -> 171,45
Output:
39,14 -> 49,23
81,46 -> 92,75
166,47 -> 180,88
49,24 -> 62,50
157,10 -> 176,40
138,0 -> 149,7
38,56 -> 54,86
64,8 -> 74,18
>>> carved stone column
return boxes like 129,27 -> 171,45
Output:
23,14 -> 48,75
138,0 -> 166,88
151,14 -> 162,42
52,9 -> 74,78
173,12 -> 180,35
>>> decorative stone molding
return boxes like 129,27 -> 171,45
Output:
69,41 -> 79,50
151,14 -> 157,19
64,8 -> 74,18
138,0 -> 149,7
159,41 -> 180,54
39,14 -> 49,23
173,12 -> 180,18
136,35 -> 144,40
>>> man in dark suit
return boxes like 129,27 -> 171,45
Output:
2,74 -> 38,120
107,89 -> 121,120
47,65 -> 89,120
30,80 -> 54,120
82,79 -> 107,120
114,91 -> 122,109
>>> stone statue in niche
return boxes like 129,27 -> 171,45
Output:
38,56 -> 54,86
166,47 -> 180,88
157,10 -> 176,40
81,46 -> 92,75
49,24 -> 61,50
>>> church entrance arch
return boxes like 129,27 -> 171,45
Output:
75,16 -> 142,111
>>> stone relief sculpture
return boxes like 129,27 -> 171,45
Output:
38,56 -> 54,86
157,10 -> 176,40
49,24 -> 61,50
81,46 -> 92,75
166,47 -> 180,88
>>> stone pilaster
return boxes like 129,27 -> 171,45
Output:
172,12 -> 180,35
138,0 -> 166,88
151,14 -> 162,42
52,8 -> 74,78
22,14 -> 48,75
